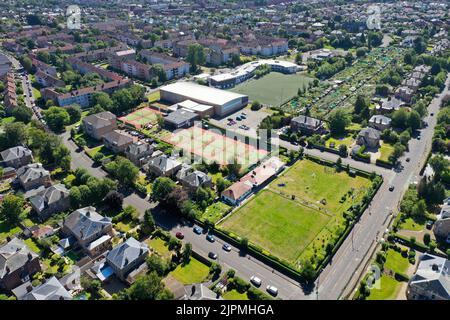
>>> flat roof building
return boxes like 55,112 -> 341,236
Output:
160,82 -> 248,118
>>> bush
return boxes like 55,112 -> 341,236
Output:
394,272 -> 409,282
423,233 -> 431,245
230,276 -> 250,293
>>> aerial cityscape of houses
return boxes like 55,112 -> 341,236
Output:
0,0 -> 449,306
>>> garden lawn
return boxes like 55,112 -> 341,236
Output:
326,134 -> 354,148
147,237 -> 170,256
24,238 -> 41,254
0,220 -> 22,244
379,143 -> 394,162
229,72 -> 313,106
219,189 -> 330,263
170,257 -> 210,284
201,202 -> 232,224
223,289 -> 249,300
399,216 -> 427,231
384,249 -> 410,274
269,159 -> 371,215
147,91 -> 160,103
367,275 -> 402,300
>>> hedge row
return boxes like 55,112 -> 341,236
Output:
309,143 -> 348,157
375,158 -> 394,168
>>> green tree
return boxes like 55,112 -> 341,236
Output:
0,194 -> 24,224
120,272 -> 173,300
43,107 -> 70,132
187,43 -> 206,73
328,109 -> 350,135
146,255 -> 168,277
152,177 -> 176,202
65,104 -> 82,124
92,92 -> 113,110
407,110 -> 421,131
105,157 -> 139,186
182,243 -> 192,264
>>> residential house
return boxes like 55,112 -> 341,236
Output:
395,86 -> 414,103
146,154 -> 182,177
184,283 -> 223,300
290,115 -> 324,135
106,237 -> 149,282
29,184 -> 70,220
433,199 -> 450,240
369,115 -> 392,132
0,238 -> 41,291
16,163 -> 51,191
102,130 -> 134,154
0,146 -> 33,169
82,111 -> 117,140
3,72 -> 17,114
62,207 -> 113,257
406,253 -> 450,300
357,127 -> 381,148
221,181 -> 253,206
179,171 -> 213,195
35,70 -> 65,88
377,97 -> 405,113
13,276 -> 72,300
125,141 -> 154,166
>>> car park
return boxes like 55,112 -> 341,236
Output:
266,285 -> 278,296
250,276 -> 262,287
208,252 -> 218,260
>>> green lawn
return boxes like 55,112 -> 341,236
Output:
379,143 -> 395,162
114,219 -> 137,233
24,238 -> 41,254
223,289 -> 249,300
0,220 -> 22,244
326,134 -> 354,148
367,275 -> 402,300
399,216 -> 426,231
229,72 -> 313,106
384,249 -> 410,274
85,145 -> 114,159
147,237 -> 170,256
269,159 -> 371,215
32,87 -> 41,99
201,202 -> 232,224
147,91 -> 160,103
219,189 -> 330,263
169,257 -> 210,284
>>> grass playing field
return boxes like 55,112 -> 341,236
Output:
229,72 -> 313,106
219,189 -> 330,263
162,126 -> 268,167
218,159 -> 372,267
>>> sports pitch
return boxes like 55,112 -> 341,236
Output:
119,107 -> 162,128
218,159 -> 372,266
161,126 -> 268,166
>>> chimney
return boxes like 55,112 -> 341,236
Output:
28,252 -> 33,261
124,258 -> 129,265
432,264 -> 439,272
5,266 -> 10,274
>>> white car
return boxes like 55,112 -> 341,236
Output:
250,276 -> 262,287
266,285 -> 278,296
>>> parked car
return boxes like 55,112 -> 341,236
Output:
222,243 -> 231,252
250,276 -> 262,287
175,232 -> 184,239
426,221 -> 434,230
193,226 -> 203,234
208,252 -> 218,260
406,158 -> 410,162
417,135 -> 421,140
389,185 -> 395,192
266,285 -> 278,296
206,234 -> 215,242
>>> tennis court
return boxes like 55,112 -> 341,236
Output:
162,126 -> 268,166
119,107 -> 162,129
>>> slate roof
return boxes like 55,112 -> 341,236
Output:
20,276 -> 72,300
147,154 -> 181,174
126,141 -> 152,156
164,109 -> 198,126
17,163 -> 50,185
181,170 -> 212,188
83,111 -> 116,129
103,130 -> 133,147
0,146 -> 32,162
369,115 -> 392,126
63,207 -> 112,242
0,238 -> 38,278
291,115 -> 322,128
29,183 -> 69,213
106,237 -> 148,270
409,253 -> 450,299
358,127 -> 381,140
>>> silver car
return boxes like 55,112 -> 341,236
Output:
250,276 -> 262,287
266,285 -> 278,296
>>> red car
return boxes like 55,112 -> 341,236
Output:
176,232 -> 184,239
